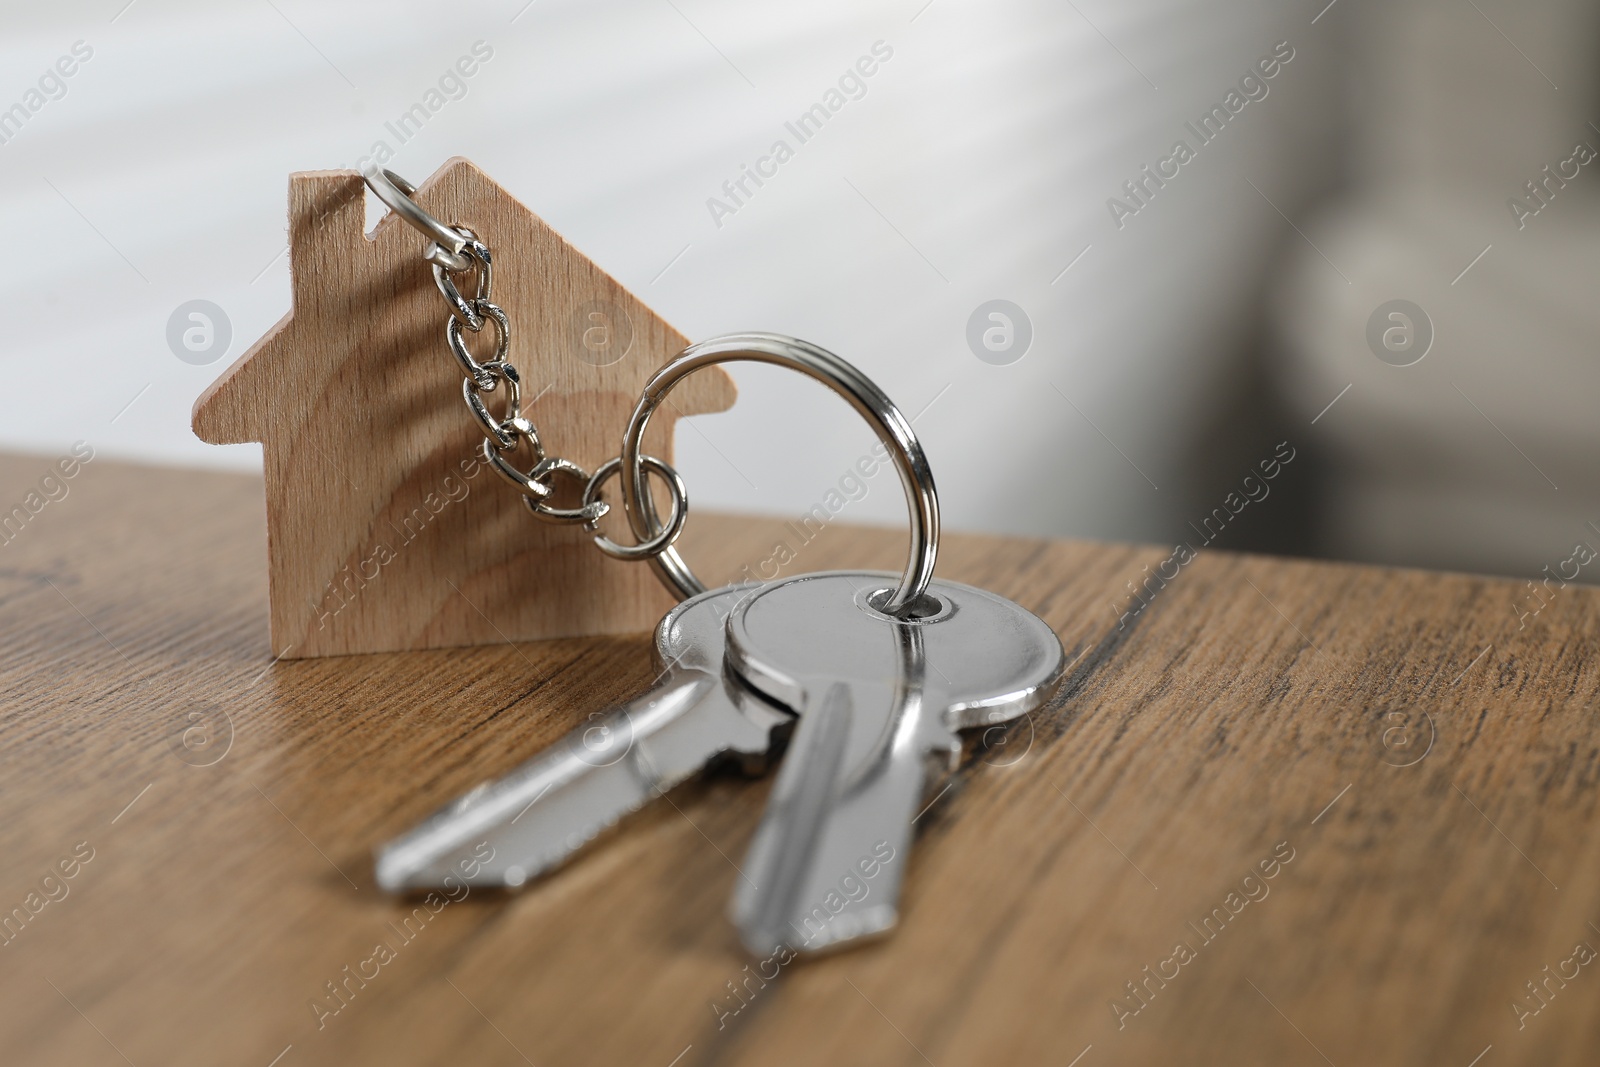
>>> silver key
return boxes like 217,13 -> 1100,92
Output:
375,585 -> 791,892
726,571 -> 1064,956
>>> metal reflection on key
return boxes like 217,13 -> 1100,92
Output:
375,585 -> 791,892
726,571 -> 1065,957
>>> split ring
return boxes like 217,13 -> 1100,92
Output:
585,455 -> 688,561
361,166 -> 473,269
617,333 -> 938,617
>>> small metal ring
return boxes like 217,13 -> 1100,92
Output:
585,455 -> 687,560
619,333 -> 938,616
483,436 -> 553,501
427,228 -> 480,284
433,240 -> 493,331
464,363 -> 528,451
361,166 -> 472,258
522,458 -> 610,525
447,303 -> 509,385
424,243 -> 471,274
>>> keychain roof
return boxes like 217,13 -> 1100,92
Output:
192,157 -> 735,658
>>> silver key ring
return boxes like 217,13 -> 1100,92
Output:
617,332 -> 939,617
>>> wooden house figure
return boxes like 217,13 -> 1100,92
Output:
193,158 -> 735,658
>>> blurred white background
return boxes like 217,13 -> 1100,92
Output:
3,0 -> 1591,583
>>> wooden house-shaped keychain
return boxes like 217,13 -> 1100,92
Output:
193,158 -> 735,658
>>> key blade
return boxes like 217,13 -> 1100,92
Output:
732,683 -> 857,955
376,669 -> 793,892
734,684 -> 958,958
376,672 -> 719,891
724,572 -> 1067,954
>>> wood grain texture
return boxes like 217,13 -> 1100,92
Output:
1,452 -> 1598,1067
192,158 -> 735,659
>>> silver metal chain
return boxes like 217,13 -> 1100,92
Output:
362,168 -> 689,562
361,167 -> 940,615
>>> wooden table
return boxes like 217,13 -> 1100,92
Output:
2,452 -> 1596,1066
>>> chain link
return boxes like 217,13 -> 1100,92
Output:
366,166 -> 688,551
584,455 -> 688,560
431,235 -> 492,331
463,362 -> 529,451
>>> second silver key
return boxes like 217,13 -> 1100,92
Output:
727,571 -> 1065,955
375,584 -> 791,891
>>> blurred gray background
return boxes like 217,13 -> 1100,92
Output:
1,0 -> 1592,585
